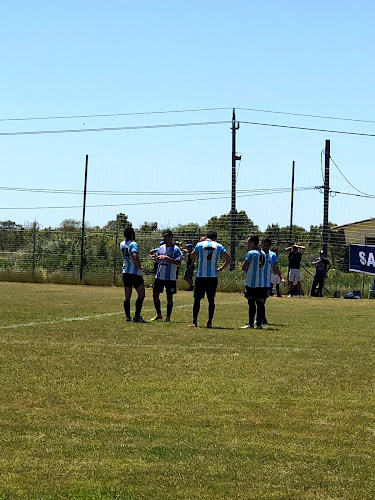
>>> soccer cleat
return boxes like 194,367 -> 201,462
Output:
255,324 -> 263,329
288,294 -> 292,297
189,321 -> 198,327
277,294 -> 282,297
241,324 -> 254,329
206,322 -> 212,329
165,317 -> 171,322
133,316 -> 147,323
126,317 -> 132,322
150,314 -> 163,321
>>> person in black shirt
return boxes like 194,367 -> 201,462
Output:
285,244 -> 305,297
310,250 -> 331,296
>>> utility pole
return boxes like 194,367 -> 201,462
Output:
323,140 -> 330,257
230,108 -> 240,271
289,160 -> 295,244
80,154 -> 89,281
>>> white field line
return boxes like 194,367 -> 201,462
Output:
0,300 -> 244,331
0,337 -> 309,352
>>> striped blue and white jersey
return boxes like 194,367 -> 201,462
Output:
155,244 -> 183,281
120,240 -> 142,276
245,249 -> 277,288
194,240 -> 227,278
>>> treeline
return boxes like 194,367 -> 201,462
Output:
0,212 -> 347,284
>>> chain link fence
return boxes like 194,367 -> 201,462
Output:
0,224 -> 352,289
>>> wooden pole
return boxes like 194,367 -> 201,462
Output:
289,160 -> 295,244
323,140 -> 330,257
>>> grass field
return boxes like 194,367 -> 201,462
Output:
0,282 -> 374,500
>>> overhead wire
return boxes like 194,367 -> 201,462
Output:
237,107 -> 375,125
0,120 -> 231,136
239,121 -> 375,138
0,186 -> 316,210
329,155 -> 375,196
0,185 -> 315,196
1,105 -> 375,125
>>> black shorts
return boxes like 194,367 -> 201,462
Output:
153,278 -> 177,295
244,286 -> 268,300
123,273 -> 144,289
194,277 -> 218,300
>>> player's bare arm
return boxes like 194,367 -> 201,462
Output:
189,251 -> 198,266
132,252 -> 143,271
218,251 -> 232,271
273,263 -> 286,285
157,254 -> 181,266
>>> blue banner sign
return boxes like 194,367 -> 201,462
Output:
349,244 -> 375,275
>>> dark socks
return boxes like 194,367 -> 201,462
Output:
248,299 -> 256,326
124,300 -> 131,319
153,298 -> 161,315
135,298 -> 144,318
167,303 -> 173,318
256,300 -> 265,326
208,299 -> 215,323
193,297 -> 201,322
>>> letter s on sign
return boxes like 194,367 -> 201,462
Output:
359,251 -> 367,265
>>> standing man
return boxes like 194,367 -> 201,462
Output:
189,230 -> 231,328
150,230 -> 183,322
120,227 -> 146,323
261,238 -> 286,324
286,244 -> 305,297
183,243 -> 195,291
310,250 -> 331,297
241,235 -> 285,329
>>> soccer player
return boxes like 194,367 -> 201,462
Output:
150,230 -> 183,322
285,244 -> 305,296
189,230 -> 231,328
120,227 -> 146,323
261,238 -> 286,324
242,235 -> 283,330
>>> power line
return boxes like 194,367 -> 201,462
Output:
330,190 -> 375,199
240,121 -> 375,138
0,186 -> 316,210
2,105 -> 375,126
0,107 -> 232,123
0,120 -> 231,136
2,119 -> 374,138
329,155 -> 375,196
0,185 -> 315,196
237,107 -> 375,125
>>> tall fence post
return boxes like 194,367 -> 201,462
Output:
113,225 -> 119,285
289,161 -> 295,244
32,221 -> 37,280
80,155 -> 89,281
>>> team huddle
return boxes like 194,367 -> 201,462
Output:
120,227 -> 285,329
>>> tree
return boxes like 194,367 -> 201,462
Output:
59,219 -> 81,231
0,220 -> 23,230
205,211 -> 258,237
139,221 -> 158,232
263,223 -> 281,242
103,213 -> 131,231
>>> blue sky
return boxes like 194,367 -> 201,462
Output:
1,1 -> 375,230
